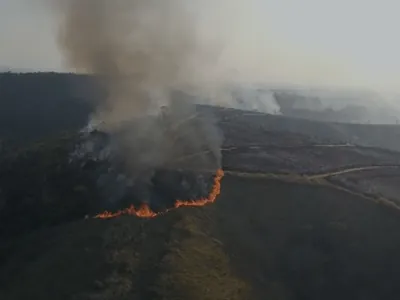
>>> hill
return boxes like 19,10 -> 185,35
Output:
3,175 -> 400,299
211,105 -> 400,152
2,72 -> 400,153
3,72 -> 400,299
0,72 -> 96,146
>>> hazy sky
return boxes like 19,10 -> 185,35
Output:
0,0 -> 399,91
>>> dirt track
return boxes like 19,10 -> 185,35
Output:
307,165 -> 400,180
176,143 -> 400,179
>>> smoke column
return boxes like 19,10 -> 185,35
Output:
55,0 -> 216,116
51,0 -> 231,175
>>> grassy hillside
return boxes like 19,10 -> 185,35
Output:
2,176 -> 400,299
0,206 -> 248,300
0,133 -> 100,239
2,72 -> 400,299
213,176 -> 400,300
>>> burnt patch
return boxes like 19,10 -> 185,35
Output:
98,169 -> 216,214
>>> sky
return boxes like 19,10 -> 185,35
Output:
0,0 -> 399,91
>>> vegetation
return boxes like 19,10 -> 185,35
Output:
0,72 -> 95,146
0,208 -> 248,300
213,176 -> 400,299
154,211 -> 248,300
3,72 -> 400,299
0,132 -> 100,239
3,174 -> 400,299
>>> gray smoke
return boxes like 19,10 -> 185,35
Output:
52,0 -> 226,174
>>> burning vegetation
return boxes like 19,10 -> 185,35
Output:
94,168 -> 224,219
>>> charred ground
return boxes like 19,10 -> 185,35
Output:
2,73 -> 400,299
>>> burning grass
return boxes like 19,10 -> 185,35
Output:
94,169 -> 224,219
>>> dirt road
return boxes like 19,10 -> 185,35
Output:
307,165 -> 400,180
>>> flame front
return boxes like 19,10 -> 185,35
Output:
94,169 -> 224,219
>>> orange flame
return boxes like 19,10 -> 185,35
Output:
94,169 -> 224,219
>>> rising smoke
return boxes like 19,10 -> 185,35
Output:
54,0 -> 218,115
51,0 -> 233,177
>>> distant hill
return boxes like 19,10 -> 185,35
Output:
0,72 -> 97,146
209,106 -> 400,153
0,67 -> 35,73
2,72 -> 400,153
274,90 -> 400,124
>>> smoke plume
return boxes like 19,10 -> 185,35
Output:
52,0 -> 231,175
